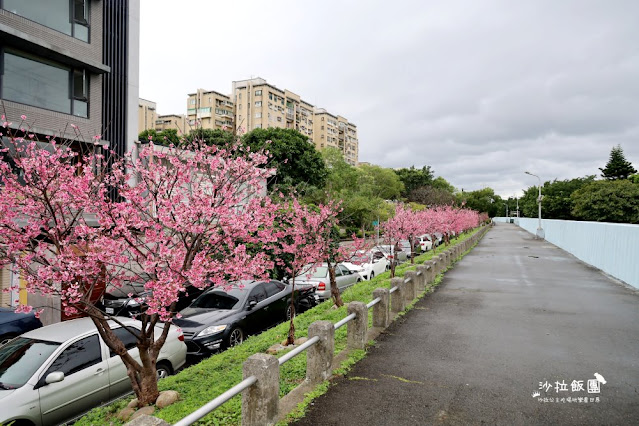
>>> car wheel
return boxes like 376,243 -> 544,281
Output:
156,362 -> 173,380
0,334 -> 16,346
227,327 -> 244,348
370,272 -> 375,280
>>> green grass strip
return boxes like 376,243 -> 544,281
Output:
76,227 -> 486,426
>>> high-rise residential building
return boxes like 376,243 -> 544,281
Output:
187,89 -> 234,131
313,110 -> 359,166
155,114 -> 189,135
0,0 -> 140,319
233,77 -> 358,164
232,78 -> 314,140
139,98 -> 157,133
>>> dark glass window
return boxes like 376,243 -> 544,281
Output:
2,51 -> 89,118
109,327 -> 141,358
264,281 -> 285,297
247,285 -> 267,304
44,335 -> 101,378
3,0 -> 89,42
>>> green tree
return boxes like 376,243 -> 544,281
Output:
138,129 -> 180,146
408,186 -> 455,206
322,147 -> 359,193
358,164 -> 404,200
242,128 -> 327,192
599,145 -> 637,180
571,180 -> 639,223
431,176 -> 457,193
394,165 -> 434,198
457,188 -> 502,217
186,128 -> 234,148
540,176 -> 596,220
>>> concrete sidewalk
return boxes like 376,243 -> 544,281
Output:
294,223 -> 639,425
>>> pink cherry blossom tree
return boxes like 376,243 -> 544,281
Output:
273,198 -> 334,345
0,117 -> 282,406
380,204 -> 415,277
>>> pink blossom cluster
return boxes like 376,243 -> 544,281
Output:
0,125 -> 341,323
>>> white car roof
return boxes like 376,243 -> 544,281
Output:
22,316 -> 139,343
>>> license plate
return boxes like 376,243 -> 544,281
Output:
105,307 -> 114,314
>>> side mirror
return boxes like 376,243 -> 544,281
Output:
247,300 -> 257,310
45,371 -> 65,385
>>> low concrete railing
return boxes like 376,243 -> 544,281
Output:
173,229 -> 489,426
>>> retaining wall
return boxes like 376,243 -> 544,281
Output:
494,217 -> 639,289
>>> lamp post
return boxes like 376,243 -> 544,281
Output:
525,171 -> 544,239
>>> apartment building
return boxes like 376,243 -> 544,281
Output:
187,89 -> 234,131
155,114 -> 189,135
313,110 -> 359,166
139,98 -> 157,132
0,0 -> 140,320
233,78 -> 358,164
232,78 -> 314,140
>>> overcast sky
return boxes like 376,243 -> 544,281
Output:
139,0 -> 639,197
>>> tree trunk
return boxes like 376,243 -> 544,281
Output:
87,308 -> 162,407
286,277 -> 297,345
129,348 -> 160,406
410,239 -> 415,264
328,264 -> 343,307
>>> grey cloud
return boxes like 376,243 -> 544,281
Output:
140,0 -> 639,198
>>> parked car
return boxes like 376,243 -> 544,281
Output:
174,280 -> 317,355
417,234 -> 434,252
342,250 -> 389,280
0,317 -> 186,426
373,245 -> 408,263
399,240 -> 414,259
102,281 -> 206,318
0,307 -> 43,346
294,263 -> 361,301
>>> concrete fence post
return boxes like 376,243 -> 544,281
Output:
372,288 -> 390,328
390,277 -> 405,313
433,256 -> 442,275
242,353 -> 279,426
404,271 -> 418,301
347,301 -> 368,350
430,258 -> 438,277
416,265 -> 427,292
306,320 -> 335,384
423,261 -> 434,284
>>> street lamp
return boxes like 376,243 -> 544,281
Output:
525,171 -> 544,239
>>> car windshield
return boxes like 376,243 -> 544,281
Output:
190,288 -> 246,310
296,266 -> 328,280
351,253 -> 370,263
0,337 -> 60,389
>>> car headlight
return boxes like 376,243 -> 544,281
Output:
197,324 -> 227,338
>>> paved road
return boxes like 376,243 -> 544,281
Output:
294,223 -> 639,425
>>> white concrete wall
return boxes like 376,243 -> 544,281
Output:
503,217 -> 639,289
